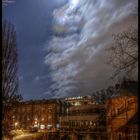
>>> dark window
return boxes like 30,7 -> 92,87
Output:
117,134 -> 122,140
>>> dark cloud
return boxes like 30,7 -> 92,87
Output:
3,0 -> 137,99
45,0 -> 138,98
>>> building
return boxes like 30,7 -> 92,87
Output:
116,112 -> 138,140
60,96 -> 107,140
64,96 -> 96,106
9,99 -> 69,131
106,81 -> 138,140
7,96 -> 107,140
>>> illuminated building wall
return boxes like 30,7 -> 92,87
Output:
106,87 -> 138,140
64,96 -> 97,106
10,100 -> 69,130
61,96 -> 105,131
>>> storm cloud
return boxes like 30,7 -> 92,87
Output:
44,0 -> 138,98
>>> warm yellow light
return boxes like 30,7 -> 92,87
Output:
15,122 -> 18,126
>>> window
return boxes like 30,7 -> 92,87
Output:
27,117 -> 30,121
81,121 -> 84,127
85,121 -> 89,126
41,117 -> 44,121
24,116 -> 27,121
118,134 -> 121,140
34,115 -> 38,120
90,121 -> 92,126
117,133 -> 122,140
133,131 -> 138,140
115,108 -> 120,115
49,108 -> 52,113
84,102 -> 88,105
93,122 -> 96,126
42,107 -> 45,111
75,102 -> 81,106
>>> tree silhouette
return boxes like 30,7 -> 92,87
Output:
108,27 -> 138,79
92,86 -> 119,104
2,20 -> 22,136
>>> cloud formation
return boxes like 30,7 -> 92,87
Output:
44,0 -> 138,98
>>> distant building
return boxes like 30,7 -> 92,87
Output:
60,96 -> 107,140
8,99 -> 69,131
106,81 -> 138,140
7,96 -> 107,140
64,95 -> 97,106
6,80 -> 138,140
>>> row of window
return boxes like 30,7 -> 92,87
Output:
14,106 -> 55,113
12,115 -> 52,122
67,110 -> 100,115
62,120 -> 96,128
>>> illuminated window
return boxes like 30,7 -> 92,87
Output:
93,122 -> 96,126
90,121 -> 92,126
40,124 -> 45,129
66,108 -> 69,113
49,108 -> 52,113
115,108 -> 120,115
48,115 -> 51,119
85,121 -> 88,126
75,102 -> 81,106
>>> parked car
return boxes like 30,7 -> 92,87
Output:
30,126 -> 38,133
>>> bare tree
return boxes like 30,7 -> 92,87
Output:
92,86 -> 119,104
108,27 -> 138,79
2,20 -> 22,136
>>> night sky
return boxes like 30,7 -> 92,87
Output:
2,0 -> 138,100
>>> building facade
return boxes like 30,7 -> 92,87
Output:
106,82 -> 138,140
7,96 -> 107,140
9,99 -> 69,131
60,96 -> 107,140
116,112 -> 138,140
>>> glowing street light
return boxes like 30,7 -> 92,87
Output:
14,122 -> 18,129
15,122 -> 18,126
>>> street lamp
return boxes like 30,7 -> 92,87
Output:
14,122 -> 18,129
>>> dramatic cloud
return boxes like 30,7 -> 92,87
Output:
44,0 -> 138,98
